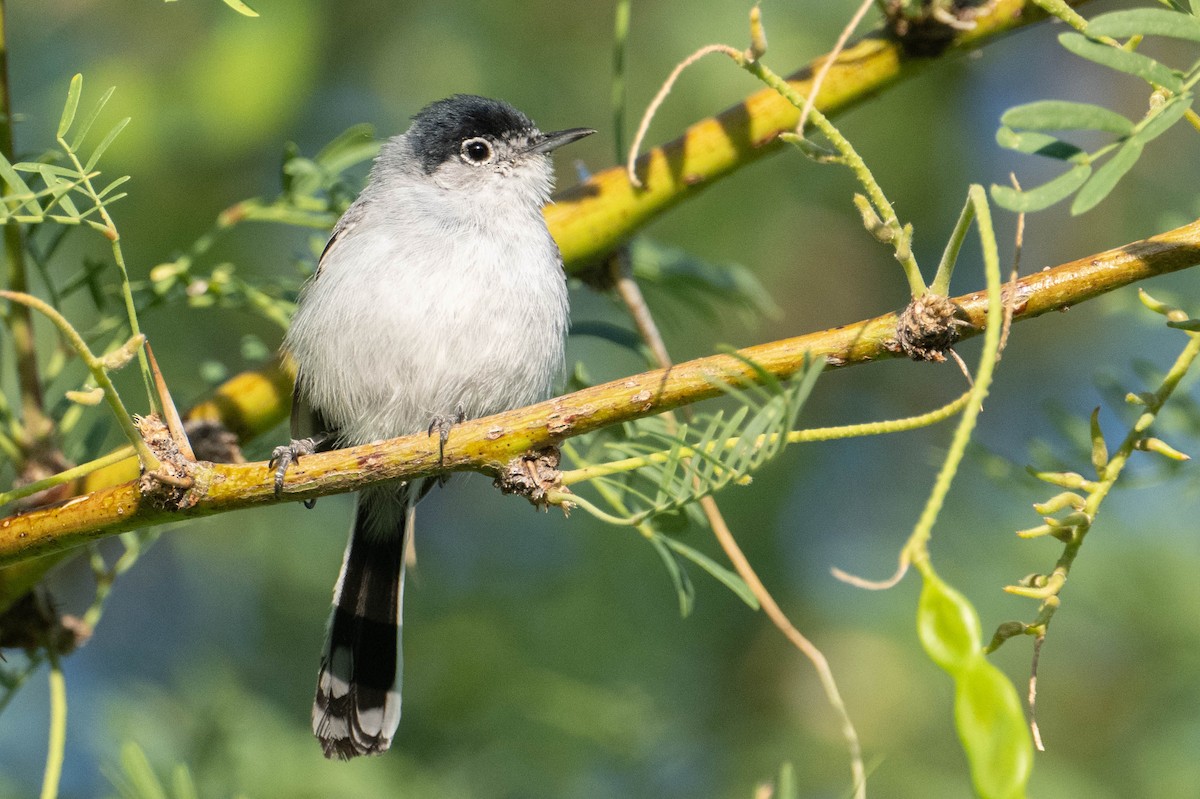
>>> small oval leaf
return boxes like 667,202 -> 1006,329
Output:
1088,8 -> 1200,43
990,164 -> 1092,213
1058,33 -> 1184,93
1001,100 -> 1134,135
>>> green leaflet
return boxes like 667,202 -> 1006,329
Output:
1057,32 -> 1184,93
1000,100 -> 1134,135
1087,8 -> 1200,43
990,164 -> 1091,213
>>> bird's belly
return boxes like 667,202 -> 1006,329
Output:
295,244 -> 566,446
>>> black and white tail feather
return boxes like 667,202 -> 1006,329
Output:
313,485 -> 413,759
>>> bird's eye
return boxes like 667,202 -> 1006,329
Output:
461,138 -> 493,164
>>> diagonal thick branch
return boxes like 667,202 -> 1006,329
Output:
2,215 -> 1198,567
547,0 -> 1079,270
0,0 -> 1102,603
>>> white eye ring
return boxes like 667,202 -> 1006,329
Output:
460,137 -> 494,164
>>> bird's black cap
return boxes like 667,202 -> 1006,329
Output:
407,95 -> 536,174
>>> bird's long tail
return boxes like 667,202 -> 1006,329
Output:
313,487 -> 411,759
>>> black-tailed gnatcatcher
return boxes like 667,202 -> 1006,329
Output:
271,95 -> 593,759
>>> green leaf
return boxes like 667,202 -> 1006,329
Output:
11,162 -> 80,178
1131,93 -> 1194,145
630,238 -> 781,326
994,127 -> 1085,161
57,74 -> 83,140
1000,100 -> 1134,135
84,117 -> 131,172
70,85 -> 116,153
917,571 -> 982,673
221,0 -> 259,17
1071,138 -> 1143,214
649,534 -> 694,616
315,123 -> 379,174
1087,8 -> 1200,42
772,762 -> 798,799
1058,32 -> 1184,93
955,658 -> 1034,799
112,741 -> 167,799
662,535 -> 759,609
0,150 -> 39,209
97,175 -> 132,200
990,163 -> 1092,212
171,764 -> 199,799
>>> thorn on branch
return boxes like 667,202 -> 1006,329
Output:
494,447 -> 566,510
891,292 -> 969,362
135,414 -> 198,508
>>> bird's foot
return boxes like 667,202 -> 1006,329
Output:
270,431 -> 333,505
428,404 -> 467,463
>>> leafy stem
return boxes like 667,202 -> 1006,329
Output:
625,6 -> 928,297
54,74 -> 155,412
0,290 -> 160,471
992,290 -> 1200,647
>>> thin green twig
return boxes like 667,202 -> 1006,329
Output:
997,291 -> 1200,634
906,185 -> 1003,572
55,124 -> 156,413
39,649 -> 66,799
612,0 -> 632,162
0,446 -> 135,508
561,391 -> 971,485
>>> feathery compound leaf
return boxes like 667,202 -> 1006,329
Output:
1000,100 -> 1134,135
1087,8 -> 1200,42
1058,32 -> 1184,92
57,74 -> 83,140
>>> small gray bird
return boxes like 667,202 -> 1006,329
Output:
271,95 -> 593,759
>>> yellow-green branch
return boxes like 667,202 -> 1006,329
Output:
1,215 -> 1198,569
547,0 -> 1078,271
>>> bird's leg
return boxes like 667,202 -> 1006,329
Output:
270,430 -> 336,504
428,403 -> 467,464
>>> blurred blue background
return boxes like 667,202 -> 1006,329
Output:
2,1 -> 1199,797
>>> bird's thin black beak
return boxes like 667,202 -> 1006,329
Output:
527,127 -> 596,155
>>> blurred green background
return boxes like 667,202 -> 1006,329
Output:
3,1 -> 1200,797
